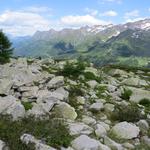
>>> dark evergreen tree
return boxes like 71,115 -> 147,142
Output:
0,30 -> 13,64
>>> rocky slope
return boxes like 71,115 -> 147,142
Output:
0,58 -> 150,150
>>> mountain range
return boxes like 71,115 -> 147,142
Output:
12,18 -> 150,67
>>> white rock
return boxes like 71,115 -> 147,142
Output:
111,122 -> 140,140
54,102 -> 77,120
87,80 -> 98,89
0,140 -> 7,150
95,124 -> 107,138
0,78 -> 13,95
69,122 -> 93,136
0,95 -> 25,120
141,136 -> 150,147
137,120 -> 149,133
76,96 -> 86,105
27,102 -> 54,118
47,76 -> 64,89
104,136 -> 124,150
54,87 -> 69,101
127,87 -> 150,103
97,121 -> 110,131
104,103 -> 115,112
90,102 -> 104,112
21,86 -> 39,98
71,135 -> 110,150
82,116 -> 96,125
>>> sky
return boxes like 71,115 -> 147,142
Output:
0,0 -> 150,36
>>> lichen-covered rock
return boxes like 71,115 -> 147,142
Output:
47,76 -> 64,89
111,122 -> 140,140
95,124 -> 107,138
54,102 -> 77,120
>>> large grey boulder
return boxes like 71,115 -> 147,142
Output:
0,95 -> 25,120
71,135 -> 110,150
21,134 -> 56,150
69,122 -> 93,136
122,77 -> 148,87
12,68 -> 36,87
111,122 -> 140,140
47,76 -> 64,89
127,87 -> 150,103
54,102 -> 77,120
0,79 -> 13,95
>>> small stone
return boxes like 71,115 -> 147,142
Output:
95,124 -> 107,138
90,102 -> 104,112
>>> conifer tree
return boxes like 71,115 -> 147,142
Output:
0,30 -> 13,64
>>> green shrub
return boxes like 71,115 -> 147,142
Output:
0,115 -> 72,150
111,104 -> 145,122
58,61 -> 85,79
139,98 -> 150,107
84,72 -> 102,83
120,88 -> 132,100
21,102 -> 33,111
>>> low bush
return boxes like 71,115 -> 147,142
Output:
58,61 -> 86,79
84,72 -> 102,83
139,98 -> 150,107
111,104 -> 145,122
0,115 -> 72,150
120,88 -> 132,100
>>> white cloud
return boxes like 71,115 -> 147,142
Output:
100,10 -> 118,17
125,10 -> 139,18
0,10 -> 51,36
84,8 -> 98,16
99,0 -> 122,4
125,17 -> 146,23
60,15 -> 110,27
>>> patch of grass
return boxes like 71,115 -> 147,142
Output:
120,88 -> 132,100
111,104 -> 145,122
0,115 -> 72,150
84,72 -> 102,83
21,102 -> 33,111
134,143 -> 150,150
